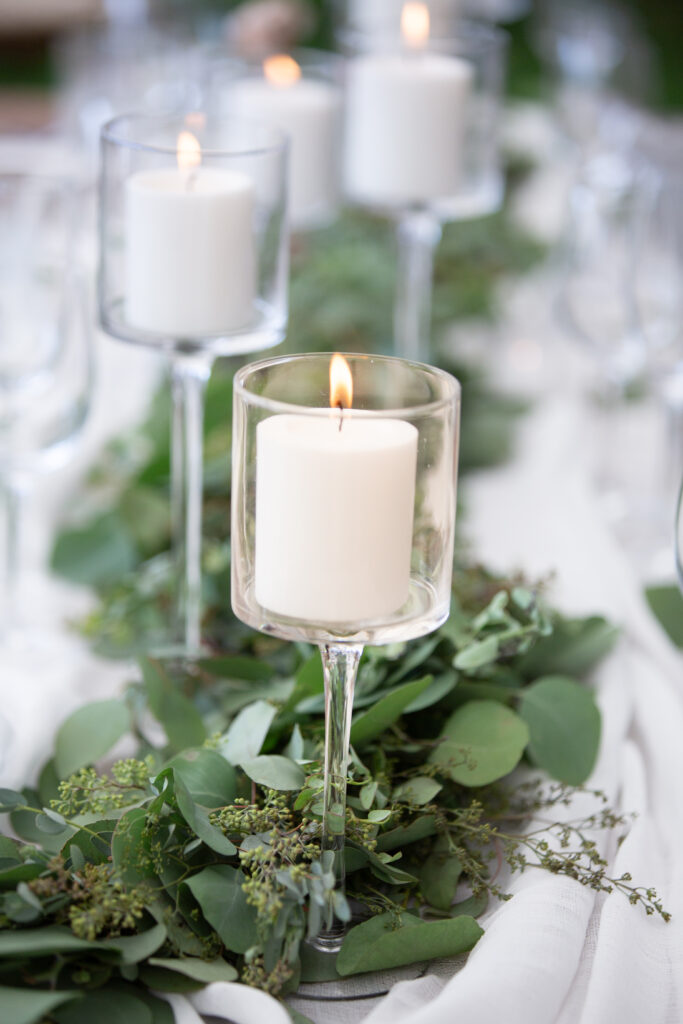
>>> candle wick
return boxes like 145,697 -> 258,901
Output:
186,171 -> 198,193
337,401 -> 345,432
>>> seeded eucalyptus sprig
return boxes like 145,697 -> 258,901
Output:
0,568 -> 669,1024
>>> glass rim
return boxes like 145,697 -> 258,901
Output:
100,112 -> 289,158
234,351 -> 461,418
338,17 -> 508,56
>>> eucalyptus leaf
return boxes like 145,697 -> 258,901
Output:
0,790 -> 26,813
403,672 -> 458,712
173,776 -> 235,856
220,701 -> 277,765
101,924 -> 167,965
50,513 -> 138,586
200,656 -> 275,681
183,865 -> 258,954
147,957 -> 238,983
141,659 -> 206,752
0,986 -> 81,1024
645,585 -> 683,649
337,912 -> 483,976
240,756 -> 305,791
62,819 -> 117,865
53,988 -> 152,1024
0,926 -> 102,957
55,700 -> 130,779
429,700 -> 529,786
420,840 -> 463,911
519,676 -> 601,785
517,616 -> 619,678
168,748 -> 237,808
393,777 -> 442,806
350,676 -> 433,748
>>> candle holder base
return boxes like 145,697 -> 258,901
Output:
310,926 -> 346,955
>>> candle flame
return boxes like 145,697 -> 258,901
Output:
330,354 -> 353,411
401,2 -> 430,47
263,54 -> 301,88
177,131 -> 202,172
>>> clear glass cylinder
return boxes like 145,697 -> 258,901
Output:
98,112 -> 289,357
231,352 -> 461,646
341,19 -> 507,220
207,49 -> 345,231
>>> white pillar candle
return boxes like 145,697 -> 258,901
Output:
227,56 -> 341,230
344,4 -> 472,207
125,135 -> 256,337
347,0 -> 461,34
254,413 -> 418,623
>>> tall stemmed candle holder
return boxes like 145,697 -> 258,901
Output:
98,114 -> 289,656
231,352 -> 461,949
341,8 -> 507,362
209,49 -> 344,232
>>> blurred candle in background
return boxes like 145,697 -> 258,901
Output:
344,2 -> 472,206
227,53 -> 342,229
124,130 -> 256,336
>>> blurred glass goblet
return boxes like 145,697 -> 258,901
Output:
0,173 -> 93,648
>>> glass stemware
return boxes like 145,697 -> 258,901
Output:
231,352 -> 461,949
340,17 -> 507,362
98,113 -> 289,657
0,173 -> 93,646
676,475 -> 683,594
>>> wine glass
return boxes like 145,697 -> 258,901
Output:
0,173 -> 93,647
231,352 -> 461,949
340,12 -> 507,362
98,113 -> 289,658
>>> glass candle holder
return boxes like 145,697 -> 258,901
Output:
231,352 -> 461,949
341,14 -> 507,362
208,49 -> 344,232
99,113 -> 289,657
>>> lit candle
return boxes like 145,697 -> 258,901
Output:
344,2 -> 472,206
254,354 -> 418,623
226,55 -> 342,229
347,0 -> 461,34
124,129 -> 256,336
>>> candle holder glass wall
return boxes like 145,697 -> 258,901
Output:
340,17 -> 507,362
208,49 -> 345,232
98,113 -> 289,657
231,352 -> 461,950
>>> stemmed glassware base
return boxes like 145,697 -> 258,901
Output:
312,642 -> 362,952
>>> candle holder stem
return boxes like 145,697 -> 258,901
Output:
394,210 -> 442,363
314,641 -> 363,953
170,352 -> 213,657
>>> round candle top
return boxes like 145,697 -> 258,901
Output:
257,412 -> 418,452
127,165 -> 253,196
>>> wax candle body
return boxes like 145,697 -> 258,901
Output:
125,167 -> 255,337
254,413 -> 418,623
228,77 -> 341,229
344,53 -> 472,206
